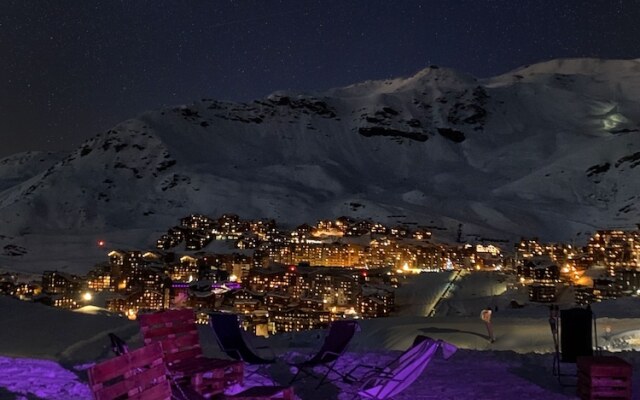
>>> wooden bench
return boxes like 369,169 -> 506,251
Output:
138,309 -> 244,398
87,342 -> 172,400
577,356 -> 632,400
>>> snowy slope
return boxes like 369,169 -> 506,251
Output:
0,151 -> 62,193
0,58 -> 639,272
3,273 -> 640,399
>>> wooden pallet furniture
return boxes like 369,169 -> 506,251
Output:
138,309 -> 244,398
577,356 -> 632,400
87,342 -> 172,400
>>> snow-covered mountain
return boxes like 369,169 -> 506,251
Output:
1,58 -> 640,267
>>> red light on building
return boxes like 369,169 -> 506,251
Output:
289,265 -> 296,272
362,271 -> 367,277
97,240 -> 105,247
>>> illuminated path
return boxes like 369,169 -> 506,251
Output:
427,269 -> 464,317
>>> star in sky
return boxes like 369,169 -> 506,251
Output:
0,0 -> 638,157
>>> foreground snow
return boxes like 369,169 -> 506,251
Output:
2,347 -> 640,400
2,272 -> 640,399
0,357 -> 91,400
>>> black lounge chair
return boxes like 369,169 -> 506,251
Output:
108,332 -> 129,356
549,305 -> 599,386
289,319 -> 360,387
209,312 -> 277,367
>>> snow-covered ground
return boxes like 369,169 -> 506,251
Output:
2,272 -> 640,399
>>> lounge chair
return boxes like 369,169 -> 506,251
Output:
352,337 -> 457,400
87,342 -> 172,400
108,332 -> 129,356
96,337 -> 293,400
289,319 -> 360,387
342,335 -> 432,383
549,305 -> 599,385
138,308 -> 244,398
209,312 -> 277,373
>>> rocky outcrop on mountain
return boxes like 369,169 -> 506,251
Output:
0,58 -> 639,260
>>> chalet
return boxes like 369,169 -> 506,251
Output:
233,299 -> 261,314
199,266 -> 228,282
519,256 -> 559,282
312,220 -> 345,238
270,308 -> 331,332
167,256 -> 200,281
412,228 -> 432,241
574,285 -> 594,305
586,229 -> 640,275
142,251 -> 163,262
15,282 -> 41,299
236,233 -> 259,249
168,226 -> 186,240
52,294 -> 80,310
86,265 -> 112,292
299,296 -> 324,311
516,238 -> 544,262
346,220 -> 373,237
616,268 -> 640,295
390,226 -> 409,238
42,270 -> 81,295
474,244 -> 503,269
371,223 -> 388,234
357,284 -> 394,317
157,227 -> 186,249
336,216 -> 356,227
106,289 -> 165,318
108,250 -> 143,269
358,296 -> 386,318
249,219 -> 277,239
246,266 -> 289,292
0,281 -> 15,296
223,288 -> 264,308
528,283 -> 556,303
0,272 -> 17,284
218,214 -> 242,235
156,235 -> 173,250
306,268 -> 359,302
187,282 -> 218,309
264,291 -> 292,311
185,233 -> 211,250
593,277 -> 619,301
291,224 -> 313,244
180,214 -> 214,231
136,266 -> 169,291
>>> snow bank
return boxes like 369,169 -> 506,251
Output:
2,272 -> 640,399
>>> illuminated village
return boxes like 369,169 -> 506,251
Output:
1,213 -> 639,336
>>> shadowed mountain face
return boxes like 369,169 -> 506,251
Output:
0,58 -> 639,255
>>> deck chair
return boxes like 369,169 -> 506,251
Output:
289,319 -> 360,387
550,305 -> 599,386
353,337 -> 457,400
138,309 -> 244,398
342,335 -> 433,384
87,342 -> 172,400
209,312 -> 276,375
108,332 -> 129,356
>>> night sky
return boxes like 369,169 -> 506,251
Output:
1,0 -> 639,157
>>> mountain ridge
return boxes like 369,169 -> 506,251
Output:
1,58 -> 639,271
